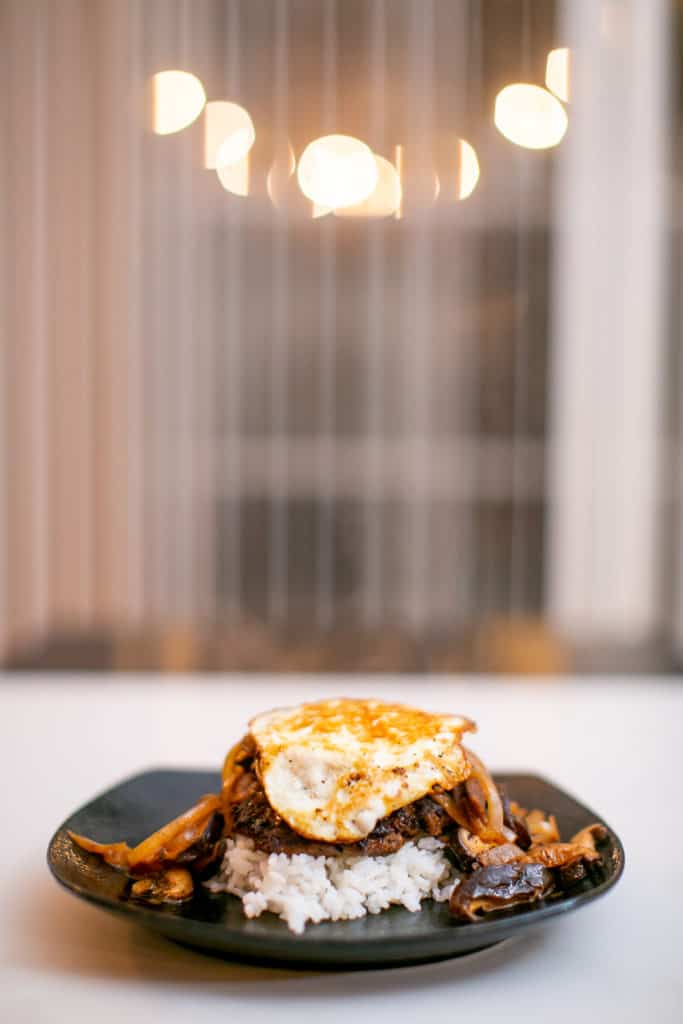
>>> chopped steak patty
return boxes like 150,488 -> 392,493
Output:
228,769 -> 454,856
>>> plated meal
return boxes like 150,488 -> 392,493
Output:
67,698 -> 612,935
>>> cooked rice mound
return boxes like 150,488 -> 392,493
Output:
205,834 -> 459,934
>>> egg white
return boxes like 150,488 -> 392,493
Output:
249,698 -> 475,843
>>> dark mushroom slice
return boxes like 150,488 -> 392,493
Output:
192,839 -> 227,879
447,831 -> 476,873
556,860 -> 587,890
447,827 -> 494,872
509,813 -> 532,851
584,858 -> 606,884
572,823 -> 609,882
177,811 -> 224,862
477,842 -> 525,867
498,784 -> 532,851
450,862 -> 553,921
130,867 -> 194,904
569,823 -> 608,849
524,823 -> 610,885
522,839 -> 601,870
176,811 -> 227,877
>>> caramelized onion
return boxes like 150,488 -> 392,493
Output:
221,734 -> 255,808
526,809 -> 561,844
464,748 -> 517,844
465,778 -> 487,820
70,794 -> 222,875
68,834 -> 132,869
128,794 -> 221,871
160,811 -> 221,863
430,789 -> 473,831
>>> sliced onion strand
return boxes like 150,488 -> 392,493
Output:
464,748 -> 518,843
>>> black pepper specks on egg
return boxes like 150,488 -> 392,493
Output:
249,697 -> 473,844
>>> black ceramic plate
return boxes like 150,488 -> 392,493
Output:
47,769 -> 624,968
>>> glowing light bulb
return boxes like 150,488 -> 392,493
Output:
335,155 -> 401,218
297,135 -> 378,209
545,48 -> 570,103
204,101 -> 255,169
494,83 -> 568,150
216,151 -> 250,196
456,139 -> 480,199
152,70 -> 206,135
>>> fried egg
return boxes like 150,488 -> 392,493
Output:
249,698 -> 475,843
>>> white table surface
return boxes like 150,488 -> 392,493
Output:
1,674 -> 681,1023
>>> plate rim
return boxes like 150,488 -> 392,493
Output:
46,767 -> 626,961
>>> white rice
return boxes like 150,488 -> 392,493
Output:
205,835 -> 459,934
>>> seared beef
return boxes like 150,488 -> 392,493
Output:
230,779 -> 334,856
418,796 -> 451,836
228,770 -> 455,856
359,797 -> 452,855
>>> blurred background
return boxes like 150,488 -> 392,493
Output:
0,0 -> 679,674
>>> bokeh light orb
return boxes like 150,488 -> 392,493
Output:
216,152 -> 250,196
204,101 -> 255,169
494,83 -> 567,150
546,48 -> 570,104
335,155 -> 401,219
456,139 -> 480,200
266,143 -> 297,207
297,135 -> 378,209
152,70 -> 206,135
